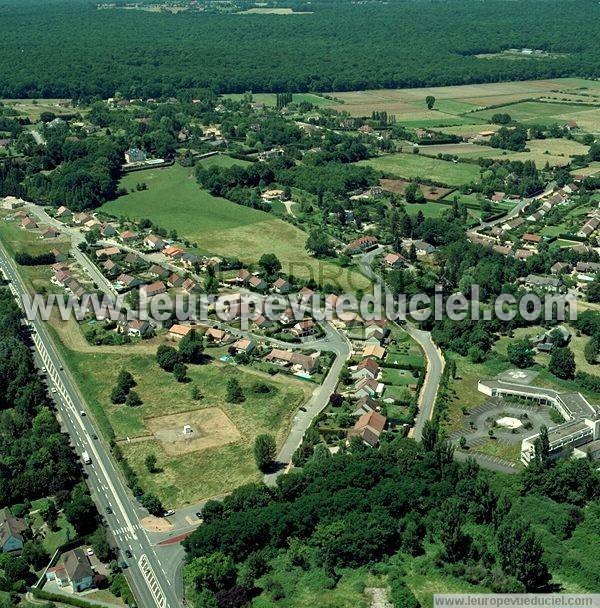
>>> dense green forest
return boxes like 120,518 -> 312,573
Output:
1,0 -> 600,98
183,433 -> 600,607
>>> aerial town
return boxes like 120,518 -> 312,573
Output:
0,1 -> 600,607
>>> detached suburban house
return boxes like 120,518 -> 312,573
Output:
231,338 -> 256,355
128,319 -> 152,338
273,277 -> 291,294
46,548 -> 94,593
351,358 -> 380,381
0,509 -> 27,553
383,252 -> 404,269
577,216 -> 600,239
290,318 -> 317,338
120,230 -> 138,243
41,227 -> 60,239
168,324 -> 193,340
206,327 -> 230,344
265,349 -> 319,374
144,234 -> 165,250
21,216 -> 37,230
348,411 -> 387,447
354,376 -> 385,399
140,280 -> 167,298
55,206 -> 73,221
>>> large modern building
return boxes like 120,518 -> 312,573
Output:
478,379 -> 600,465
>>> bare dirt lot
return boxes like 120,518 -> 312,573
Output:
380,178 -> 454,200
146,407 -> 242,456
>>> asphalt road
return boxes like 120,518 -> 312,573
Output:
357,248 -> 444,440
0,244 -> 181,608
26,205 -> 117,298
263,322 -> 351,485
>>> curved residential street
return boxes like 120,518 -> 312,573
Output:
358,247 -> 445,440
263,321 -> 351,485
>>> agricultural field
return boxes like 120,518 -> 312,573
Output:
421,138 -> 589,167
571,161 -> 600,177
1,98 -> 73,121
101,164 -> 368,290
469,100 -> 599,127
323,78 -> 596,118
358,153 -> 481,186
56,342 -> 311,506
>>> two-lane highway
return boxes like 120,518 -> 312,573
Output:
0,243 -> 181,608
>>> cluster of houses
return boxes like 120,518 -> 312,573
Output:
168,321 -> 323,376
468,184 -> 600,286
0,509 -> 97,595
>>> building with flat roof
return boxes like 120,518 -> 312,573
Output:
478,378 -> 599,465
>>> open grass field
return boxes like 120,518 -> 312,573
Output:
238,7 -> 313,14
0,212 -> 71,257
469,100 -> 599,127
2,98 -> 73,121
57,342 -> 311,506
29,510 -> 76,554
402,201 -> 450,219
571,162 -> 600,177
196,153 -> 251,168
472,439 -> 523,464
421,138 -> 589,167
223,92 -> 336,108
102,164 -> 368,290
358,153 -> 481,186
323,78 -> 598,118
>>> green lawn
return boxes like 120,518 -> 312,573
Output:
402,201 -> 450,218
358,153 -> 481,186
57,343 -> 310,506
382,367 -> 419,386
0,212 -> 71,258
196,153 -> 251,168
101,164 -> 367,290
29,509 -> 76,554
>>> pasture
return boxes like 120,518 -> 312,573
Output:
358,153 -> 481,186
102,164 -> 368,290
